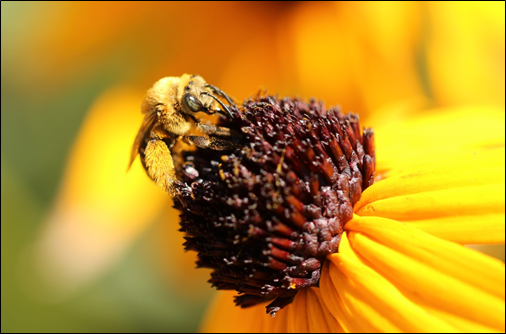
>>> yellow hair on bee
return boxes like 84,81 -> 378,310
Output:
144,136 -> 176,195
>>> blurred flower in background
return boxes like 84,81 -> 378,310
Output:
1,1 -> 504,332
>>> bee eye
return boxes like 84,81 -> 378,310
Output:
183,94 -> 203,113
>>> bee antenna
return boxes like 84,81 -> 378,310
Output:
201,91 -> 234,118
204,84 -> 235,106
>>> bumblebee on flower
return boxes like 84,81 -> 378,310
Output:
129,74 -> 505,332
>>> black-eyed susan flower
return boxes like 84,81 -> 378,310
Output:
177,99 -> 504,332
173,95 -> 375,316
17,2 -> 503,332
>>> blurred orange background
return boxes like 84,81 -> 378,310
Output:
1,2 -> 504,332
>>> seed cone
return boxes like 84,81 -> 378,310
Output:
173,95 -> 375,316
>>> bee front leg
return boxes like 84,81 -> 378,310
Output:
197,123 -> 239,137
200,91 -> 234,118
182,135 -> 238,151
144,132 -> 179,196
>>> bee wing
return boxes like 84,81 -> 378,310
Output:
128,112 -> 157,170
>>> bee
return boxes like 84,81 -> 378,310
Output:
129,74 -> 237,196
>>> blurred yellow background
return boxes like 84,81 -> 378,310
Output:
1,1 -> 504,332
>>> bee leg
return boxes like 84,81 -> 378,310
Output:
200,91 -> 234,118
197,123 -> 239,137
183,135 -> 237,151
204,84 -> 235,106
187,115 -> 239,137
144,133 -> 179,196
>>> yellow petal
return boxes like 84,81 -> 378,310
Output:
269,306 -> 290,333
426,2 -> 505,107
359,148 -> 505,204
375,106 -> 505,177
200,287 -> 342,332
287,1 -> 425,119
285,288 -> 343,332
344,216 -> 505,331
356,183 -> 504,240
200,291 -> 268,333
287,289 -> 309,333
404,213 -> 505,244
320,260 -> 375,333
355,148 -> 505,244
200,290 -> 305,333
306,288 -> 344,333
323,253 -> 458,332
357,183 -> 503,221
33,87 -> 168,295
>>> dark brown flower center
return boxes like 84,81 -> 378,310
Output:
173,96 -> 375,316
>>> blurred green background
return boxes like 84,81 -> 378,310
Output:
2,1 -> 504,333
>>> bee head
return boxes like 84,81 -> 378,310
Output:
181,92 -> 206,115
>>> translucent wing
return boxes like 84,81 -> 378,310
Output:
128,112 -> 157,170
